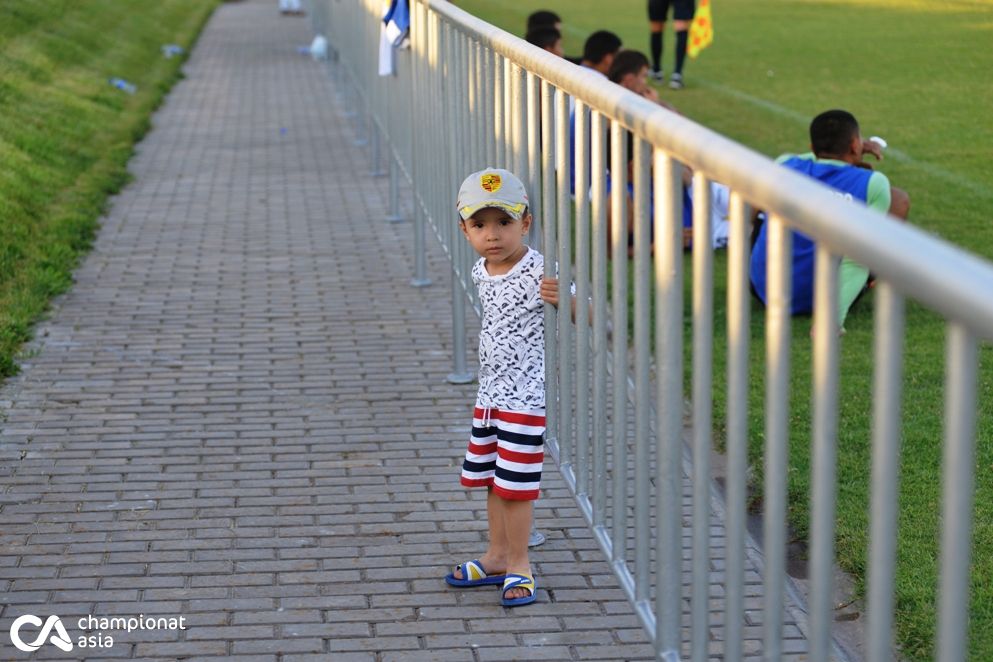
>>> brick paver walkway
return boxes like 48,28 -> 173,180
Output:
0,2 -> 658,660
0,1 -> 833,660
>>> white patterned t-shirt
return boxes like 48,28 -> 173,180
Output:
472,247 -> 545,410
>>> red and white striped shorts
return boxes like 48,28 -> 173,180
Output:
460,406 -> 545,501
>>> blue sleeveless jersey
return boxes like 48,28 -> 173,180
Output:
750,156 -> 874,314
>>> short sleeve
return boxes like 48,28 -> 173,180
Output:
471,257 -> 485,286
866,171 -> 892,214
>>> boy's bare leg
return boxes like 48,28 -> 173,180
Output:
452,488 -> 508,579
451,491 -> 535,598
502,498 -> 534,599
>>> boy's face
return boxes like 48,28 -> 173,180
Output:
545,38 -> 564,58
460,207 -> 532,268
620,66 -> 650,96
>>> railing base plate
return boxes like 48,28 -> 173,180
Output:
445,372 -> 474,385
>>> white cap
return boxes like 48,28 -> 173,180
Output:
456,168 -> 529,221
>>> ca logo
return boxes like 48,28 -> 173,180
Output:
10,614 -> 74,652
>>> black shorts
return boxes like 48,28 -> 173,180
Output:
648,0 -> 695,22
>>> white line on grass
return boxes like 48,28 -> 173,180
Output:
691,78 -> 993,201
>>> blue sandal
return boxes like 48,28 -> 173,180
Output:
501,573 -> 537,607
445,559 -> 506,587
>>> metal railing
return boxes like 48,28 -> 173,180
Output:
310,0 -> 993,659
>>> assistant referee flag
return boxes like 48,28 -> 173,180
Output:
687,0 -> 713,58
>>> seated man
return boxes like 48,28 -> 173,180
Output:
526,9 -> 562,33
600,49 -> 731,250
579,30 -> 623,78
749,109 -> 910,328
525,11 -> 579,63
607,49 -> 677,111
526,25 -> 565,58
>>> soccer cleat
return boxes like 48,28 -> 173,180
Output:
649,69 -> 665,83
669,72 -> 684,89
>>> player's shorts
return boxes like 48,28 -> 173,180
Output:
460,406 -> 545,501
648,0 -> 695,22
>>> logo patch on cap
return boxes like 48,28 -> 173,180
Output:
480,173 -> 502,193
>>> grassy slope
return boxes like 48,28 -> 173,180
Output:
455,0 -> 993,658
0,0 -> 220,377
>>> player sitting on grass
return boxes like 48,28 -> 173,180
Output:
602,49 -> 731,251
749,109 -> 911,330
526,25 -> 565,59
525,10 -> 580,64
579,30 -> 622,78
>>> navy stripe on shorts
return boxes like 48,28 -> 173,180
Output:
460,406 -> 545,501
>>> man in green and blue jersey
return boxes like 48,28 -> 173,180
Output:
750,109 -> 910,329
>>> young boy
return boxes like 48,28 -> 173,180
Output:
443,168 -> 560,608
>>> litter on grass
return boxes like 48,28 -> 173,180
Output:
108,77 -> 137,94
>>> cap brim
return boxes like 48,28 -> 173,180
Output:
458,200 -> 526,221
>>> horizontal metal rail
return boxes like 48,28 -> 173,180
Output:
313,0 -> 991,659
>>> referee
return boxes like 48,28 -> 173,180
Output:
647,0 -> 694,89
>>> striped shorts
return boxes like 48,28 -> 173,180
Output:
460,406 -> 545,501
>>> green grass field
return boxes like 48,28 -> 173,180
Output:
456,0 -> 993,659
0,0 -> 219,378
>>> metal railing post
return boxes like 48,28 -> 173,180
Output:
866,282 -> 905,662
468,39 -> 480,170
654,149 -> 683,661
555,87 -> 572,476
610,120 -> 629,581
352,85 -> 367,146
370,118 -> 384,176
632,135 -> 652,626
512,63 -> 525,182
409,0 -> 430,289
503,57 -> 513,168
691,171 -> 713,662
591,111 -> 608,536
574,101 -> 591,505
937,322 -> 979,662
385,157 -> 403,223
526,71 -> 541,245
724,192 -> 750,662
541,79 -> 558,455
483,47 -> 495,167
809,245 -> 840,662
444,23 -> 473,385
763,213 -> 792,660
493,53 -> 504,167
